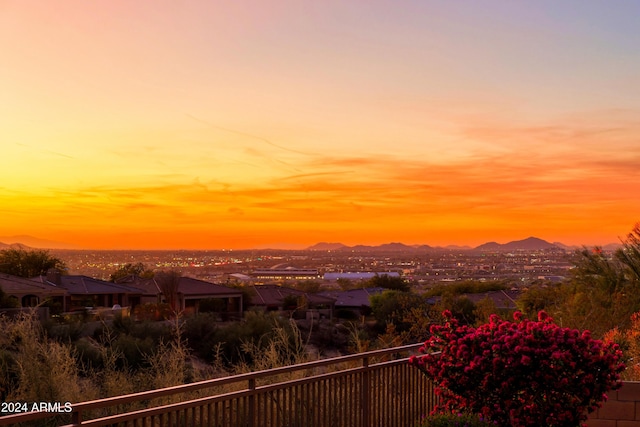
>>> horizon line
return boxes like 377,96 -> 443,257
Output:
1,238 -> 622,252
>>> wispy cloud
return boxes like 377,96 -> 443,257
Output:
186,114 -> 317,156
15,142 -> 75,159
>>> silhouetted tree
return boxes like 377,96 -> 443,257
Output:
0,249 -> 66,278
425,280 -> 508,297
473,296 -> 500,325
290,280 -> 321,294
439,294 -> 477,325
155,270 -> 181,313
366,274 -> 410,292
109,262 -> 154,282
616,223 -> 640,283
370,290 -> 435,341
336,278 -> 354,290
517,284 -> 564,319
541,222 -> 640,337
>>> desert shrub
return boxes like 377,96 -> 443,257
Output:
1,312 -> 98,406
235,318 -> 307,373
603,311 -> 640,381
417,412 -> 495,427
127,319 -> 172,343
0,349 -> 17,400
44,318 -> 86,342
73,337 -> 104,369
183,311 -> 301,368
112,334 -> 155,368
410,310 -> 625,427
425,280 -> 509,299
88,317 -> 172,369
345,321 -> 372,353
183,313 -> 221,363
110,313 -> 135,334
41,297 -> 63,316
133,302 -> 172,321
140,339 -> 189,394
219,311 -> 294,366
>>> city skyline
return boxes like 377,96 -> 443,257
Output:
2,1 -> 640,250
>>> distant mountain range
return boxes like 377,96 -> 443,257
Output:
0,241 -> 31,250
307,242 -> 430,251
0,235 -> 622,252
307,237 -> 621,252
0,235 -> 79,250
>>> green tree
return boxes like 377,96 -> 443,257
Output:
616,223 -> 640,283
290,280 -> 321,294
365,274 -> 410,292
0,249 -> 66,278
109,262 -> 154,282
425,280 -> 508,298
229,283 -> 253,311
517,284 -> 564,320
336,278 -> 354,290
473,296 -> 500,325
439,294 -> 477,325
544,223 -> 640,337
370,290 -> 434,341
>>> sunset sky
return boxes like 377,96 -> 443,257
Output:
1,1 -> 639,250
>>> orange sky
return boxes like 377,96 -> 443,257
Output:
1,1 -> 639,249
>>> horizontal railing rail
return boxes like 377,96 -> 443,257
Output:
0,342 -> 436,427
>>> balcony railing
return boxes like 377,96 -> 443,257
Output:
0,343 -> 437,427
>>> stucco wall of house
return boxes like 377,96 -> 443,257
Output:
588,382 -> 640,427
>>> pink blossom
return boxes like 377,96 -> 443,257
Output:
409,310 -> 625,427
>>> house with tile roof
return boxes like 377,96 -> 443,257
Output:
249,284 -> 335,320
36,270 -> 144,313
319,287 -> 385,318
458,289 -> 522,310
118,275 -> 244,318
0,272 -> 67,317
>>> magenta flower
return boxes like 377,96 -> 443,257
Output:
409,311 -> 624,427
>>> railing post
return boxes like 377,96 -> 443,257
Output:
248,378 -> 256,427
362,356 -> 370,427
71,408 -> 82,426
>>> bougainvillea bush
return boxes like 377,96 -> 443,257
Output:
416,412 -> 495,427
409,311 -> 625,427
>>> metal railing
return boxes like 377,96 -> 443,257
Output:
0,343 -> 437,427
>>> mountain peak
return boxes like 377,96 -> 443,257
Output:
306,242 -> 348,251
0,235 -> 78,249
475,237 -> 558,251
0,241 -> 32,250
